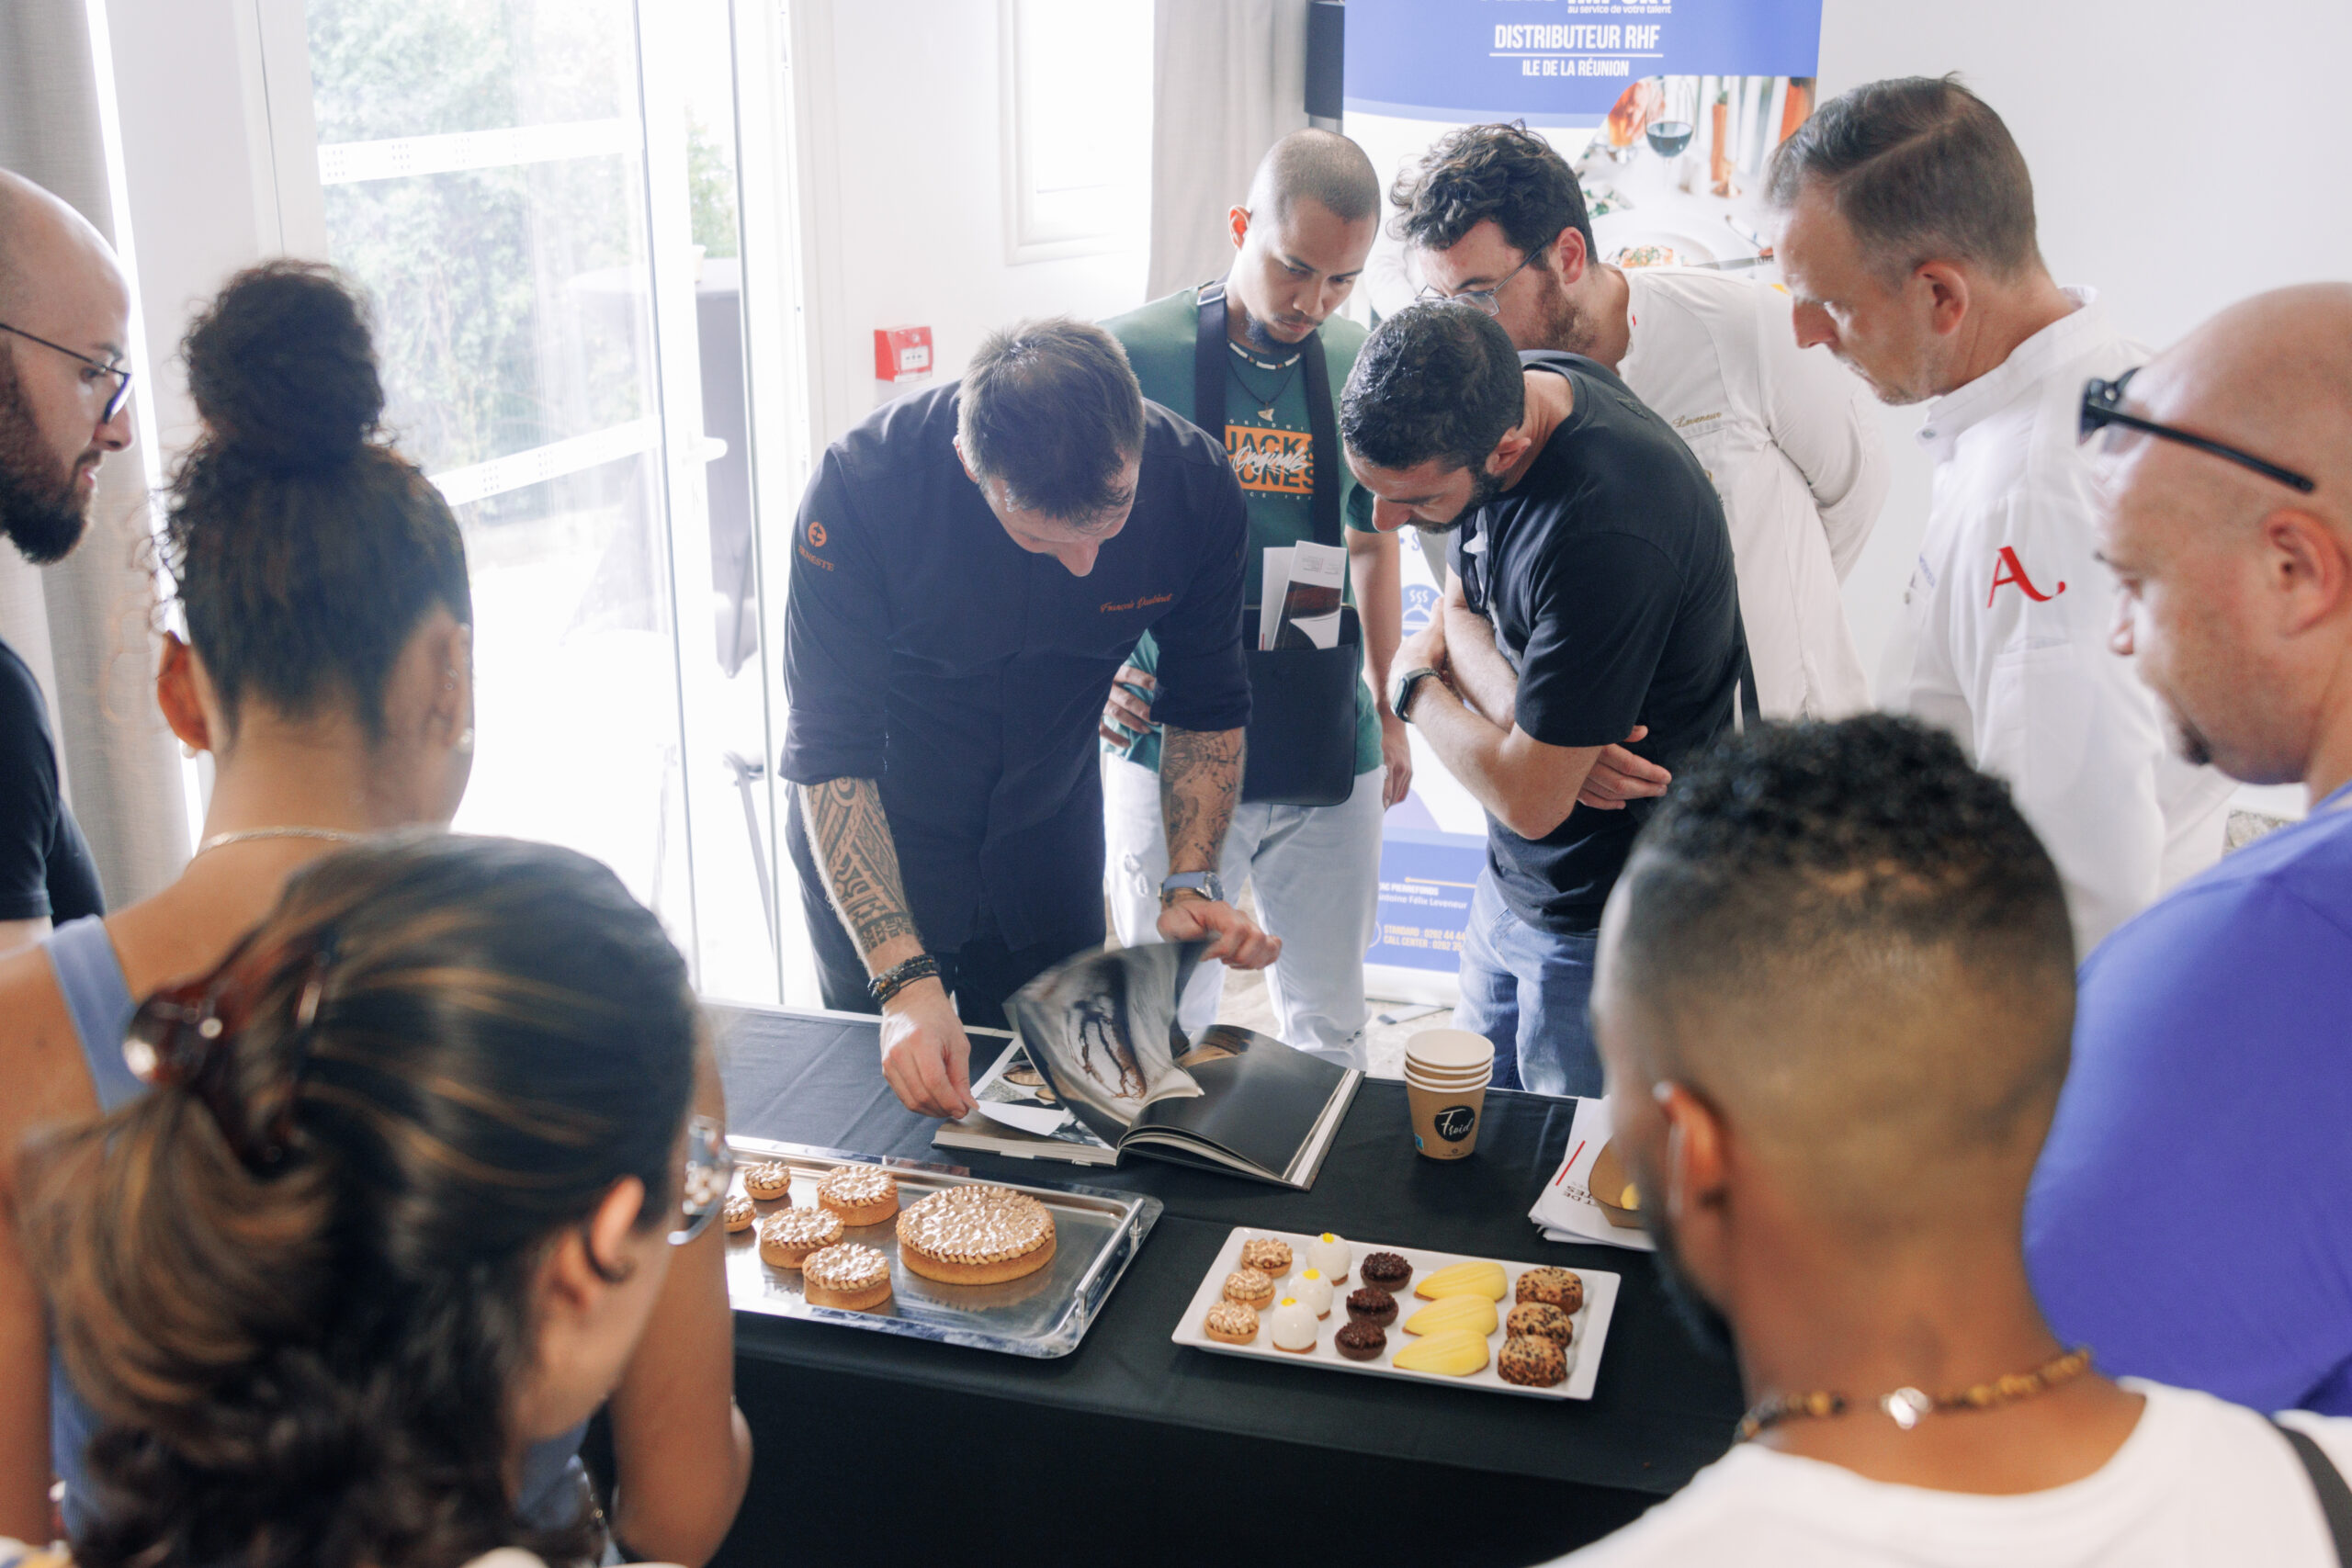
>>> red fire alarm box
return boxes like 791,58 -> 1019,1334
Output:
874,325 -> 933,384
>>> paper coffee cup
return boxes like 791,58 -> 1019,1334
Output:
1406,1029 -> 1495,1077
1408,1075 -> 1488,1159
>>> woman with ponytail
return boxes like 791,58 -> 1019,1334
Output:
0,265 -> 749,1557
17,834 -> 722,1568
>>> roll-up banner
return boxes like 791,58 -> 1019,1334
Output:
1349,0 -> 1825,1003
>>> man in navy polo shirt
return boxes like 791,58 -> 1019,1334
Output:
2027,285 -> 2352,1413
782,318 -> 1276,1119
1341,303 -> 1745,1097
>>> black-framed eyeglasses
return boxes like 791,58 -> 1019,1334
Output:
2079,367 -> 2314,494
671,1114 -> 734,1247
1416,251 -> 1538,318
0,321 -> 133,423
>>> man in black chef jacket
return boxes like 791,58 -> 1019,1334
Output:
783,318 -> 1279,1118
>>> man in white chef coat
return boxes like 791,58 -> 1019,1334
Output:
1767,75 -> 2233,957
1394,121 -> 1887,722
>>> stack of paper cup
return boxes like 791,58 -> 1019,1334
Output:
1404,1029 -> 1497,1160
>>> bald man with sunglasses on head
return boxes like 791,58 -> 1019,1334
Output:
0,171 -> 136,951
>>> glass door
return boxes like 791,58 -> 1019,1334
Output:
258,0 -> 811,1003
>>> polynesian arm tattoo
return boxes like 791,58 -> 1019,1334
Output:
799,778 -> 922,964
1159,725 -> 1245,880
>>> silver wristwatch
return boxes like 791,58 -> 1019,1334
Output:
1159,871 -> 1225,908
1389,665 -> 1443,724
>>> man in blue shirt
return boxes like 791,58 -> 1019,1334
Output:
2026,284 -> 2352,1413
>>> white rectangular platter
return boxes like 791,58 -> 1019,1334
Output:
1170,1226 -> 1620,1401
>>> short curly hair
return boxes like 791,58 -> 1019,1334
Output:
1607,714 -> 2076,1209
1340,302 -> 1524,477
1389,121 -> 1594,265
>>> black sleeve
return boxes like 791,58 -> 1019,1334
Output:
1145,461 -> 1252,735
778,450 -> 892,784
0,652 -> 61,920
47,802 -> 105,922
1513,532 -> 1680,750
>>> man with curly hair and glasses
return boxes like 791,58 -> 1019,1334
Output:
1393,121 -> 1887,728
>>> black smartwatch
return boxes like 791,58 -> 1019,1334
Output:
1389,665 -> 1443,724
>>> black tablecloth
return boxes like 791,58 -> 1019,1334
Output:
706,1005 -> 1740,1565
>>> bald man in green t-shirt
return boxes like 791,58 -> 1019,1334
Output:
1098,130 -> 1406,1066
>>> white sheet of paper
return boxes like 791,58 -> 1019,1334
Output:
1259,546 -> 1294,651
974,1100 -> 1075,1136
1276,540 -> 1346,649
1526,1096 -> 1657,1252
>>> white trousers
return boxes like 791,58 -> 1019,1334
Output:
1102,755 -> 1385,1068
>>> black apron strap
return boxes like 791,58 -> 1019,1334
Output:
1194,279 -> 1342,550
2277,1420 -> 2352,1567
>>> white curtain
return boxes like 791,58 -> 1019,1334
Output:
1,0 -> 191,908
1146,0 -> 1311,301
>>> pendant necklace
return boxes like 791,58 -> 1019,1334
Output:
1736,1344 -> 2095,1443
1227,337 -> 1301,423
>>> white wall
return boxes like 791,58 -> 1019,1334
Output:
1817,0 -> 2352,682
788,0 -> 1153,447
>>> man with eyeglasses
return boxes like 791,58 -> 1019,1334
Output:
1393,122 -> 1887,725
0,171 -> 135,949
1767,77 -> 2233,955
2026,284 -> 2352,1423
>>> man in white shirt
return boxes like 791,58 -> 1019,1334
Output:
1557,713 -> 2352,1567
1392,122 -> 1887,722
1768,76 -> 2232,955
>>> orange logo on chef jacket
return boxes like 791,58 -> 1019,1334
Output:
1986,546 -> 2064,608
807,519 -> 828,549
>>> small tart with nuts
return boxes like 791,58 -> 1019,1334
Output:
742,1161 -> 795,1201
1238,1237 -> 1294,1278
722,1193 -> 757,1234
1204,1300 -> 1259,1345
1515,1266 -> 1584,1314
816,1166 -> 900,1225
757,1207 -> 844,1269
802,1242 -> 893,1311
895,1185 -> 1057,1285
1222,1267 -> 1276,1309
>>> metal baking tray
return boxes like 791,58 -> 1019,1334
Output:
722,1136 -> 1159,1359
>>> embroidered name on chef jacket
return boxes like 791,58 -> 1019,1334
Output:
1987,545 -> 2065,608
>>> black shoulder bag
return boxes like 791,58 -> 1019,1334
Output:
2277,1419 -> 2352,1564
1195,279 -> 1362,807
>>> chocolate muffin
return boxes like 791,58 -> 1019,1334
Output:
1506,1301 -> 1575,1347
1360,1251 -> 1412,1292
1334,1321 -> 1387,1361
1515,1266 -> 1584,1314
1346,1285 -> 1397,1327
1498,1334 -> 1567,1388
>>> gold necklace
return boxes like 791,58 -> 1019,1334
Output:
1736,1345 -> 2095,1442
192,826 -> 367,860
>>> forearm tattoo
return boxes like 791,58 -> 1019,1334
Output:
801,778 -> 922,960
1159,726 -> 1244,876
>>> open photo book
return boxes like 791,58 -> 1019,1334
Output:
932,943 -> 1363,1190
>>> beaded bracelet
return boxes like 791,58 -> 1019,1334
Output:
868,953 -> 942,1007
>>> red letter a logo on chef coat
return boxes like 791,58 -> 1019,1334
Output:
1986,547 -> 2065,608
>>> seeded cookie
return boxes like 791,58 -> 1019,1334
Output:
1498,1333 -> 1567,1388
1514,1266 -> 1584,1314
1506,1301 -> 1575,1347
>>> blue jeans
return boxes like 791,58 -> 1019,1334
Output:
1452,869 -> 1601,1099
